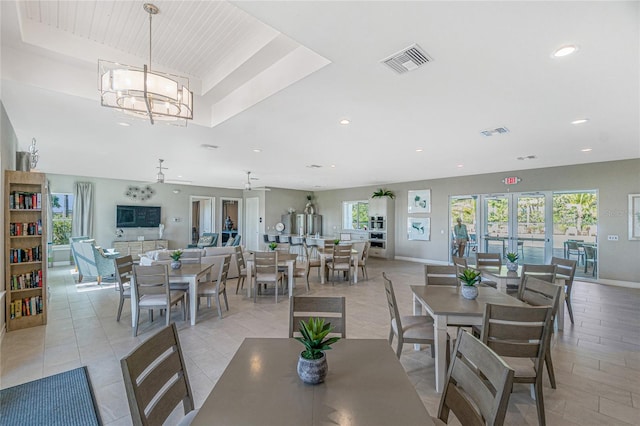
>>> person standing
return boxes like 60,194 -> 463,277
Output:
453,218 -> 469,257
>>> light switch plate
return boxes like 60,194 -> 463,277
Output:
607,235 -> 619,241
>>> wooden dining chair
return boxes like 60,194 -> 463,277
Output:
514,264 -> 556,296
234,246 -> 248,294
475,253 -> 500,288
452,256 -> 467,269
520,275 -> 562,389
353,241 -> 371,280
480,303 -> 553,426
253,251 -> 284,303
303,241 -> 322,279
424,264 -> 459,286
114,255 -> 133,322
326,243 -> 353,284
132,264 -> 187,337
436,329 -> 515,426
197,254 -> 231,318
383,273 -> 444,360
551,256 -> 577,324
289,296 -> 346,338
121,323 -> 196,426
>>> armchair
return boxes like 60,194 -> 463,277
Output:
187,232 -> 219,248
70,240 -> 117,283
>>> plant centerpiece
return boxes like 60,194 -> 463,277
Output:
458,268 -> 481,300
505,252 -> 519,272
295,317 -> 340,384
170,249 -> 183,270
372,188 -> 395,199
268,242 -> 278,251
333,239 -> 340,245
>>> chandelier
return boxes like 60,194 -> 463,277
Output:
98,3 -> 193,125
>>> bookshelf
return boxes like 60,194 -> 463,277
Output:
4,170 -> 47,331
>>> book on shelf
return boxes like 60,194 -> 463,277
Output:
9,245 -> 42,263
8,191 -> 42,210
9,296 -> 43,319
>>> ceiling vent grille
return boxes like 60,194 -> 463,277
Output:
381,44 -> 432,74
480,127 -> 510,137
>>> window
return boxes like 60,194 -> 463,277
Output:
51,193 -> 74,245
342,201 -> 369,230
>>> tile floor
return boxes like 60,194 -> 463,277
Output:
1,259 -> 639,425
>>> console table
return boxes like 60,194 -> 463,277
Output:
111,239 -> 168,259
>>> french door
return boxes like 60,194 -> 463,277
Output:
480,192 -> 553,264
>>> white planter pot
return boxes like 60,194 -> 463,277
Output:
461,285 -> 478,300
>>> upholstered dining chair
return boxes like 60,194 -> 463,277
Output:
383,273 -> 442,359
424,264 -> 459,287
551,256 -> 577,324
289,296 -> 346,338
583,244 -> 597,276
435,329 -> 515,426
121,323 -> 196,426
131,264 -> 187,337
253,251 -> 284,303
114,255 -> 134,322
519,276 -> 562,390
475,252 -> 501,288
197,254 -> 231,318
326,243 -> 353,284
480,303 -> 554,426
513,264 -> 556,296
352,241 -> 371,280
234,246 -> 248,294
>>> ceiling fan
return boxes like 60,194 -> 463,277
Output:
244,171 -> 270,191
156,159 -> 166,183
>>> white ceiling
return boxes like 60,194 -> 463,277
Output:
1,1 -> 638,191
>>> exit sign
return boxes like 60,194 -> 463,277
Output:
502,176 -> 521,185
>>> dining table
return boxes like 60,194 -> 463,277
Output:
130,263 -> 213,327
244,251 -> 297,299
411,285 -> 529,393
473,265 -> 568,331
191,338 -> 434,426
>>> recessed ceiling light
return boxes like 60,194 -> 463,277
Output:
571,118 -> 589,125
339,119 -> 350,125
416,148 -> 424,152
117,122 -> 130,127
553,44 -> 578,58
581,148 -> 593,152
252,149 -> 262,153
457,164 -> 464,168
330,165 -> 336,168
200,144 -> 219,150
177,175 -> 183,178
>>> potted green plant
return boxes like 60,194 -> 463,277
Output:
458,268 -> 481,300
372,188 -> 395,199
170,249 -> 183,269
295,317 -> 341,384
333,239 -> 340,245
505,252 -> 519,272
268,242 -> 278,251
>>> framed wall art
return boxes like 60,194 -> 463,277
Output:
629,194 -> 640,240
408,218 -> 430,241
408,189 -> 431,214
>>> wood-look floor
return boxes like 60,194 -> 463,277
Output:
1,259 -> 638,425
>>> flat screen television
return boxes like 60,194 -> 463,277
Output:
116,205 -> 161,228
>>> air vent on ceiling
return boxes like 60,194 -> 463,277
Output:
480,127 -> 510,137
381,43 -> 432,74
306,164 -> 322,169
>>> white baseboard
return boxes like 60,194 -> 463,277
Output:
590,278 -> 640,289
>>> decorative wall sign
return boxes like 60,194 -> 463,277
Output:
408,218 -> 430,241
629,194 -> 640,240
125,185 -> 155,201
408,189 -> 431,214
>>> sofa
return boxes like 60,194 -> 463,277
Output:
139,246 -> 241,279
